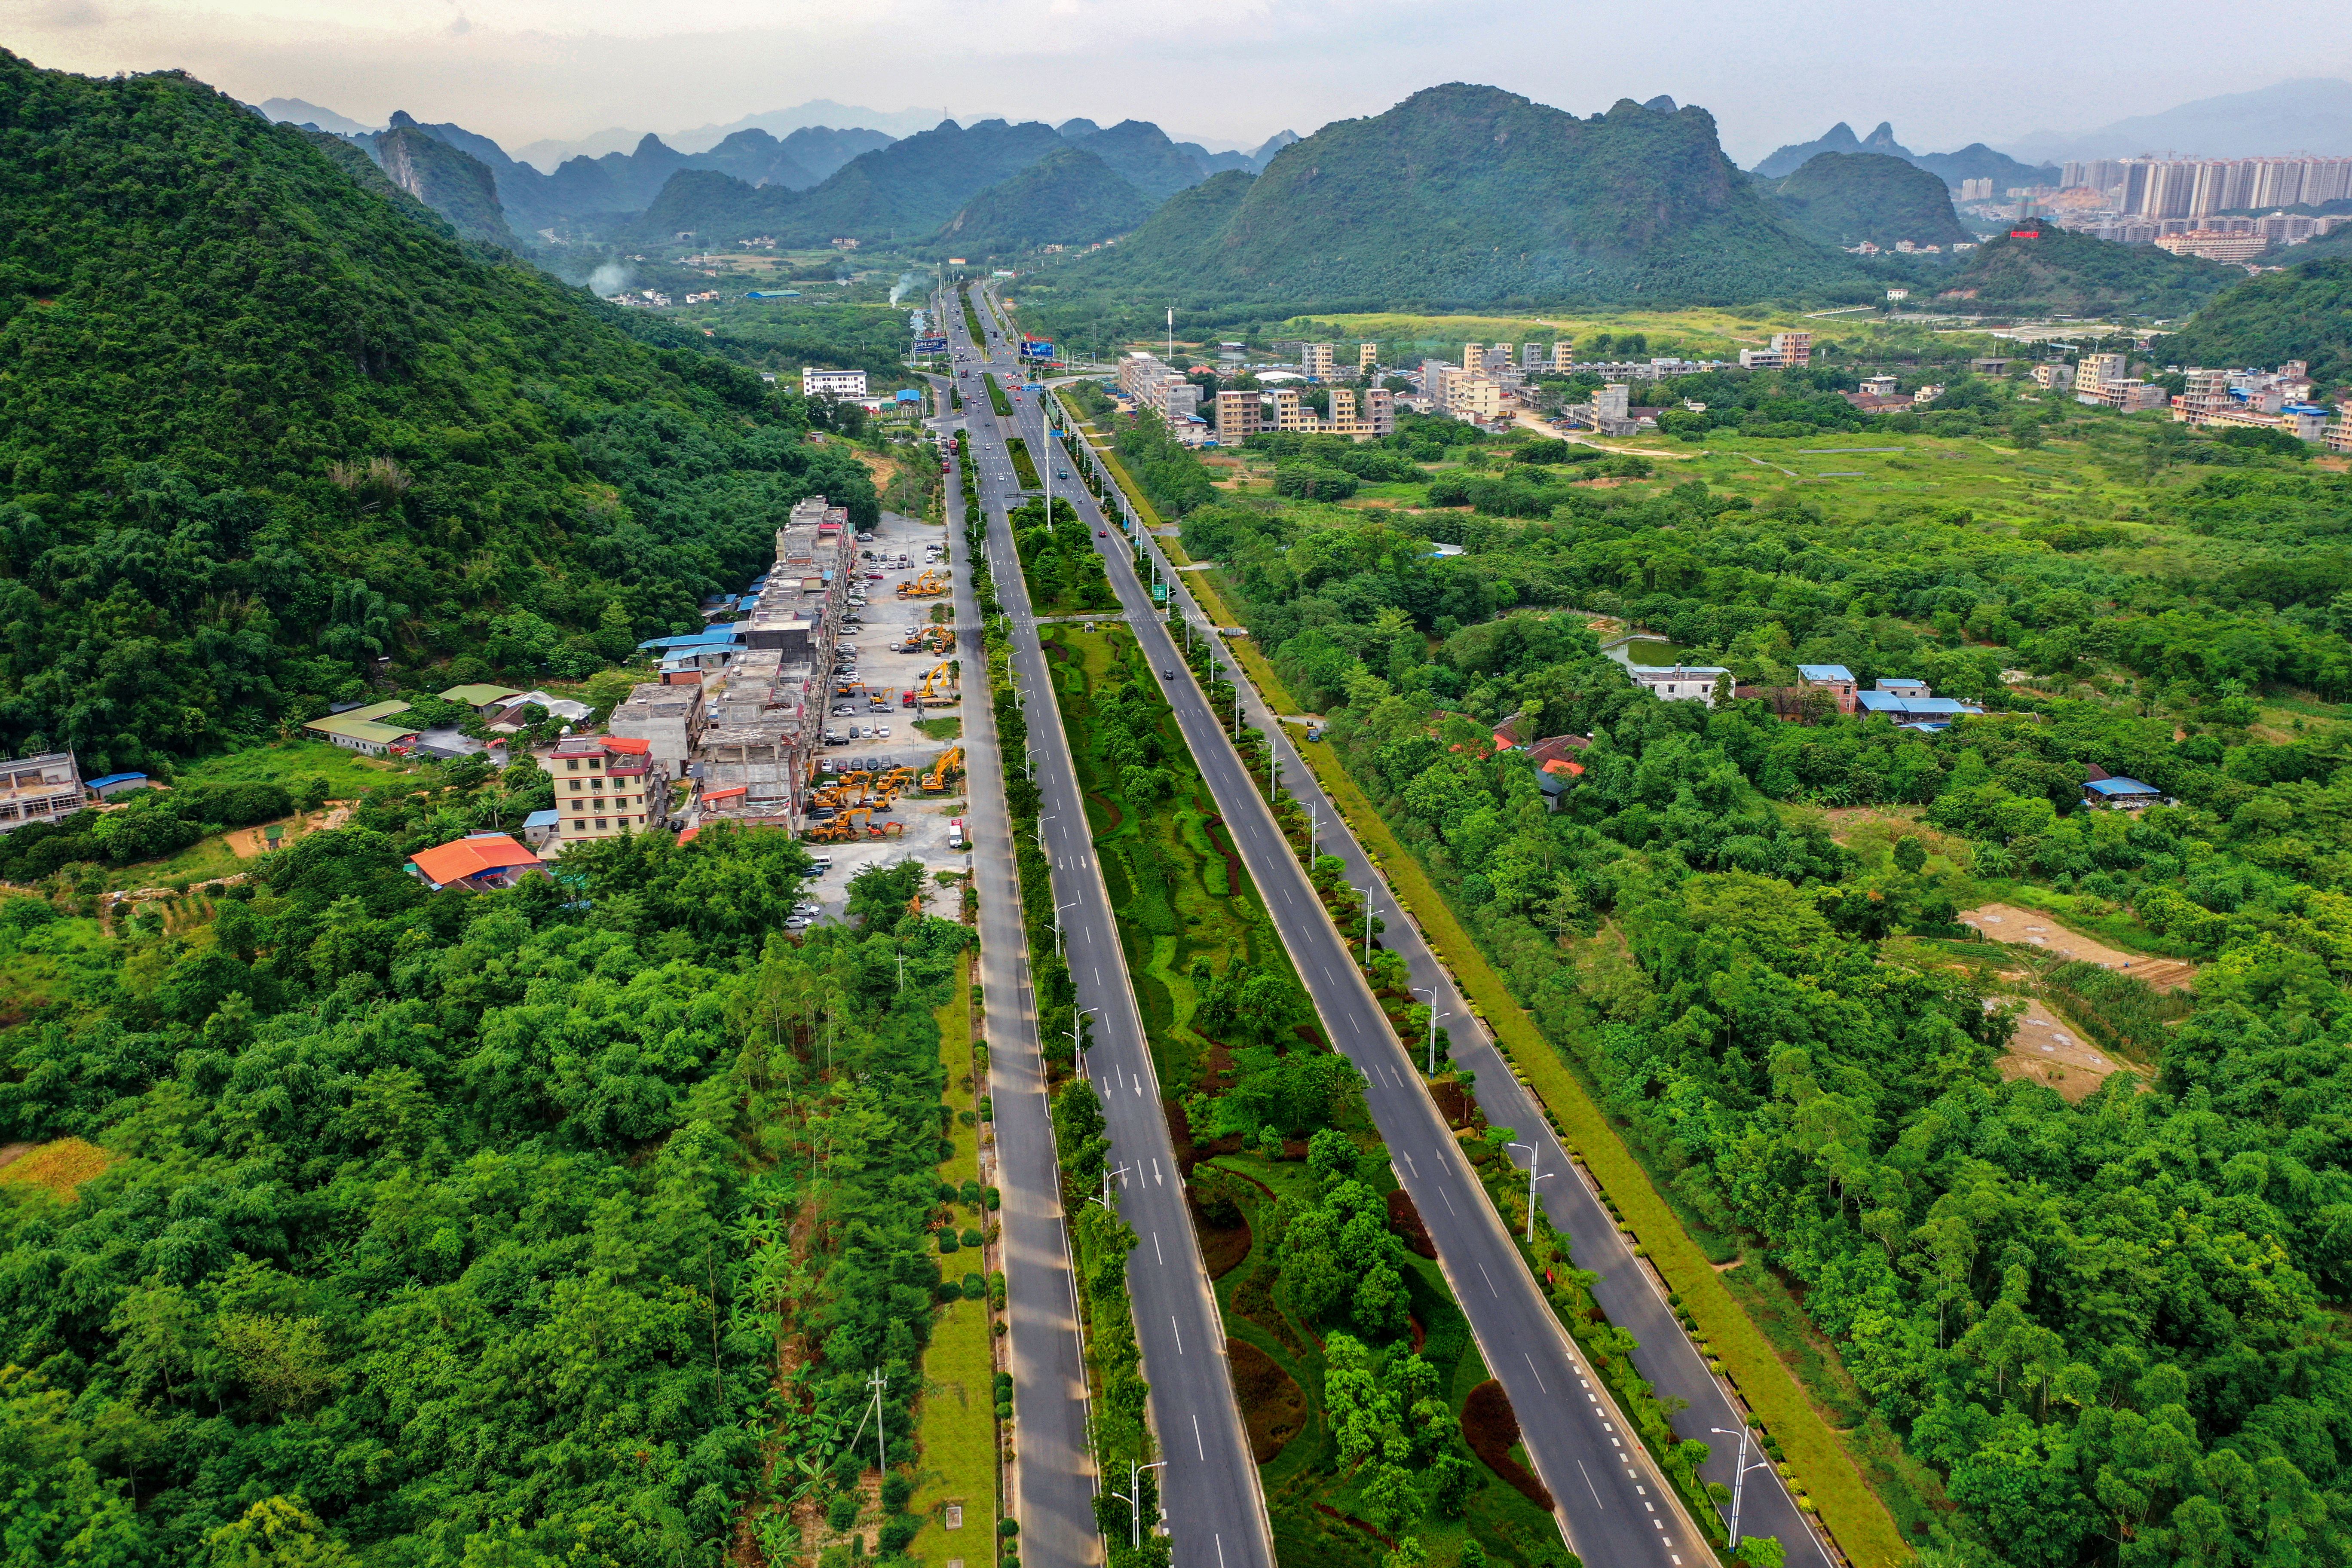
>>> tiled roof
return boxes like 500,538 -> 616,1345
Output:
409,833 -> 542,886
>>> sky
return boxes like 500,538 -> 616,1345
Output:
5,0 -> 2348,164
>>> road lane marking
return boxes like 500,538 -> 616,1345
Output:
1154,1231 -> 1164,1265
1400,1152 -> 1417,1176
1577,1462 -> 1604,1509
1439,1187 -> 1457,1215
1524,1354 -> 1546,1393
1477,1264 -> 1497,1297
1172,1317 -> 1184,1354
1153,1158 -> 1164,1185
1193,1414 -> 1205,1460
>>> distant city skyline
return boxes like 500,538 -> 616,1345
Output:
7,0 -> 2350,165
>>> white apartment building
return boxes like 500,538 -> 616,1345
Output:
1737,331 -> 1813,371
802,368 -> 867,398
1302,342 -> 1336,379
1626,665 -> 1730,707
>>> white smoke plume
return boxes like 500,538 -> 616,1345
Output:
588,262 -> 633,298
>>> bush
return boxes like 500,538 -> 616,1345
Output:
962,1272 -> 986,1300
938,1229 -> 961,1254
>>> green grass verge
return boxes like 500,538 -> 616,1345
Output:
1075,405 -> 1910,1568
984,373 -> 1013,417
1006,437 -> 1041,490
913,952 -> 997,1564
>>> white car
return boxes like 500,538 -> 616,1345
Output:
784,917 -> 811,931
874,725 -> 892,738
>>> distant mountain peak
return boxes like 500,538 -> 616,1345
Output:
1057,118 -> 1101,139
1644,95 -> 1679,113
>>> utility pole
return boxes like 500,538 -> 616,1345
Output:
1096,1161 -> 1134,1213
1055,900 -> 1078,956
1507,1142 -> 1552,1243
1355,888 -> 1375,965
1413,986 -> 1446,1075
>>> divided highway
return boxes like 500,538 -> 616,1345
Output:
1055,343 -> 1836,1568
980,292 -> 1712,1568
946,286 -> 1276,1568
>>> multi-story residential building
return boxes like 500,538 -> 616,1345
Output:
2111,156 -> 2352,218
1520,342 -> 1544,369
802,368 -> 867,398
537,735 -> 670,847
2172,363 -> 2333,442
1321,387 -> 1398,440
1737,331 -> 1813,371
1461,343 -> 1484,373
1302,342 -> 1336,380
2075,352 -> 2128,404
608,680 -> 708,769
1960,177 -> 1994,201
0,752 -> 83,831
1551,340 -> 1575,372
1214,390 -> 1264,444
2032,362 -> 2076,392
1359,342 -> 1379,374
1117,351 -> 1202,422
2155,230 -> 2269,262
1445,374 -> 1506,420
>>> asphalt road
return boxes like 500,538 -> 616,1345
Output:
946,287 -> 1276,1568
983,318 -> 1736,1568
1057,367 -> 1837,1568
929,372 -> 1106,1568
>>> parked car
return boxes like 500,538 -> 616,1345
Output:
784,917 -> 810,931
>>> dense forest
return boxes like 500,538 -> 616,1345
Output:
0,812 -> 975,1564
1145,390 -> 2352,1567
0,51 -> 876,776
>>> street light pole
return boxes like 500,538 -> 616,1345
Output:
1507,1142 -> 1553,1243
1054,901 -> 1078,956
1105,1458 -> 1167,1548
1354,888 -> 1375,965
1710,1427 -> 1773,1550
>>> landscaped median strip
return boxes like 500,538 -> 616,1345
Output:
1075,407 -> 1911,1568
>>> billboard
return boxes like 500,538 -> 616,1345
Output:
913,334 -> 948,354
1020,339 -> 1056,361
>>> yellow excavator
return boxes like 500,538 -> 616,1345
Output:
914,662 -> 959,706
922,746 -> 965,793
805,806 -> 871,843
923,625 -> 955,655
895,569 -> 949,600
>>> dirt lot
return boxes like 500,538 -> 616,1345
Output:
1958,902 -> 2197,990
1991,994 -> 2131,1102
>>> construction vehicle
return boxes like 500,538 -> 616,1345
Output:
835,680 -> 864,698
805,806 -> 872,843
923,746 -> 965,793
876,766 -> 919,797
904,662 -> 960,708
924,625 -> 955,655
894,569 -> 949,600
864,818 -> 905,839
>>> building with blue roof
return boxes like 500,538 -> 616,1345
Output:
1797,664 -> 1857,713
2085,776 -> 2163,810
85,772 -> 152,800
1857,690 -> 1984,722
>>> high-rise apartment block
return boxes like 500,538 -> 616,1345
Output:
2076,156 -> 2352,218
1302,342 -> 1336,379
1462,342 -> 1484,372
1118,351 -> 1202,422
1359,342 -> 1379,373
1551,340 -> 1575,372
1520,343 -> 1544,369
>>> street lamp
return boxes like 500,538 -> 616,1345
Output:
1711,1427 -> 1775,1550
1507,1142 -> 1553,1243
1066,1005 -> 1099,1059
1354,888 -> 1375,965
1035,814 -> 1054,850
1413,986 -> 1447,1075
1054,901 -> 1079,956
1106,1459 -> 1168,1549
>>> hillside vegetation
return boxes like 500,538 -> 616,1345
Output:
0,50 -> 872,776
637,117 -> 1066,244
1054,84 -> 1857,308
933,146 -> 1154,256
1942,224 -> 2240,317
1761,152 -> 1971,249
2160,256 -> 2352,383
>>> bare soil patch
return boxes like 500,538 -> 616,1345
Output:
1228,1338 -> 1305,1463
1960,903 -> 2196,990
1994,994 -> 2134,1102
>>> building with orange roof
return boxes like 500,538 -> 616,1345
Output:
407,832 -> 545,892
534,734 -> 671,851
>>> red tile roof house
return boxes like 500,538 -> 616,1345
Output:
1524,733 -> 1591,778
407,832 -> 545,892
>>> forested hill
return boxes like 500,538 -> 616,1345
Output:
0,51 -> 873,776
1760,152 -> 1972,249
2160,256 -> 2352,385
1941,224 -> 2240,317
1054,84 -> 1859,308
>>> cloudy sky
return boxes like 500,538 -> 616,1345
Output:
4,0 -> 2344,162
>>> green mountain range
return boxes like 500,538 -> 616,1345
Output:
0,49 -> 872,774
1054,84 -> 1856,308
1752,119 -> 2058,190
1940,223 -> 2242,317
2161,256 -> 2352,385
637,117 -> 1068,243
931,146 -> 1155,256
369,124 -> 523,248
1759,152 -> 1972,249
